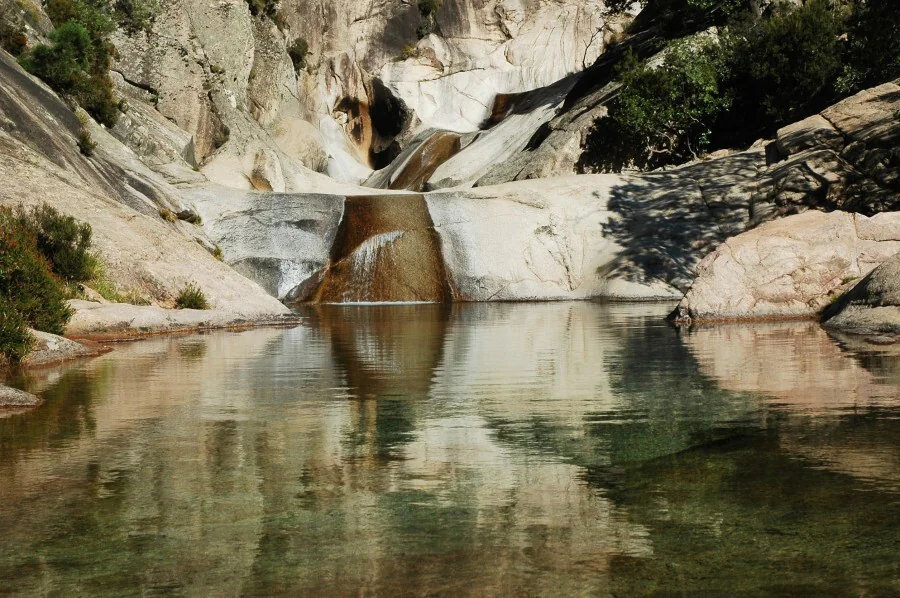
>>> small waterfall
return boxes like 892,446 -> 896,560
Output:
310,195 -> 455,303
343,230 -> 404,301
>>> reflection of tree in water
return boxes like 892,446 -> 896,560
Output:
478,308 -> 760,476
0,368 -> 102,461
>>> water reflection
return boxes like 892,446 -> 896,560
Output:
0,303 -> 898,595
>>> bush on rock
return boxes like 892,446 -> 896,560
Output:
0,207 -> 73,339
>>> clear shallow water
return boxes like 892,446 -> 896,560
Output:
1,302 -> 899,596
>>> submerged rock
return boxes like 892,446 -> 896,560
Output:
675,211 -> 900,322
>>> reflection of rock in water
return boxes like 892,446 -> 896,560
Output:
682,321 -> 900,410
312,195 -> 454,303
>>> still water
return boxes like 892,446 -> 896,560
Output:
1,303 -> 899,596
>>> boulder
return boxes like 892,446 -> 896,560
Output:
824,251 -> 900,335
675,211 -> 900,322
20,330 -> 102,367
0,385 -> 41,409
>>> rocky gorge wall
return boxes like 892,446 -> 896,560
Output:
104,0 -> 616,190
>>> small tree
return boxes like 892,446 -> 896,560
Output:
16,204 -> 97,283
288,37 -> 308,71
0,208 -> 74,336
580,37 -> 732,172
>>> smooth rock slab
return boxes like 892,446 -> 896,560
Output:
66,300 -> 299,339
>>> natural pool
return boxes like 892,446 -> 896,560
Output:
0,303 -> 898,596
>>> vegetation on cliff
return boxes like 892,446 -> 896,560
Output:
580,0 -> 900,173
0,209 -> 73,361
0,206 -> 108,362
15,0 -> 157,128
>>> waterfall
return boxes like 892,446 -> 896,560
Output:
343,231 -> 404,301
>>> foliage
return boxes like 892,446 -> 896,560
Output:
579,0 -> 894,173
246,0 -> 278,18
580,37 -> 732,172
18,14 -> 120,127
722,0 -> 844,138
84,260 -> 149,304
415,0 -> 441,38
175,283 -> 209,310
415,20 -> 432,39
838,0 -> 900,92
15,204 -> 97,283
0,301 -> 34,363
417,0 -> 442,16
401,44 -> 419,60
288,37 -> 308,71
0,208 -> 74,337
113,0 -> 159,34
0,19 -> 27,56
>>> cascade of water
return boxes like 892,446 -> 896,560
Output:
343,230 -> 405,301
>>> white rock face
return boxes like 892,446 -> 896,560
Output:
676,211 -> 900,321
105,0 -> 610,186
428,176 -> 693,301
0,52 -> 289,332
381,1 -> 605,133
189,186 -> 345,301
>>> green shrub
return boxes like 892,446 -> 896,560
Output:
18,22 -> 92,92
84,260 -> 149,304
579,0 -> 869,172
19,0 -> 121,127
18,20 -> 119,127
723,0 -> 844,136
0,208 -> 74,336
417,0 -> 442,16
16,204 -> 97,283
839,0 -> 900,93
415,19 -> 432,39
113,0 -> 159,34
0,20 -> 28,56
0,301 -> 34,363
580,38 -> 732,172
175,283 -> 209,310
288,37 -> 308,71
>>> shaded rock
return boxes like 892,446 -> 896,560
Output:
824,251 -> 900,335
775,114 -> 844,158
189,186 -> 345,301
0,385 -> 41,408
676,211 -> 900,322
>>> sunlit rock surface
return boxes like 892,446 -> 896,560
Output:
676,211 -> 900,322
